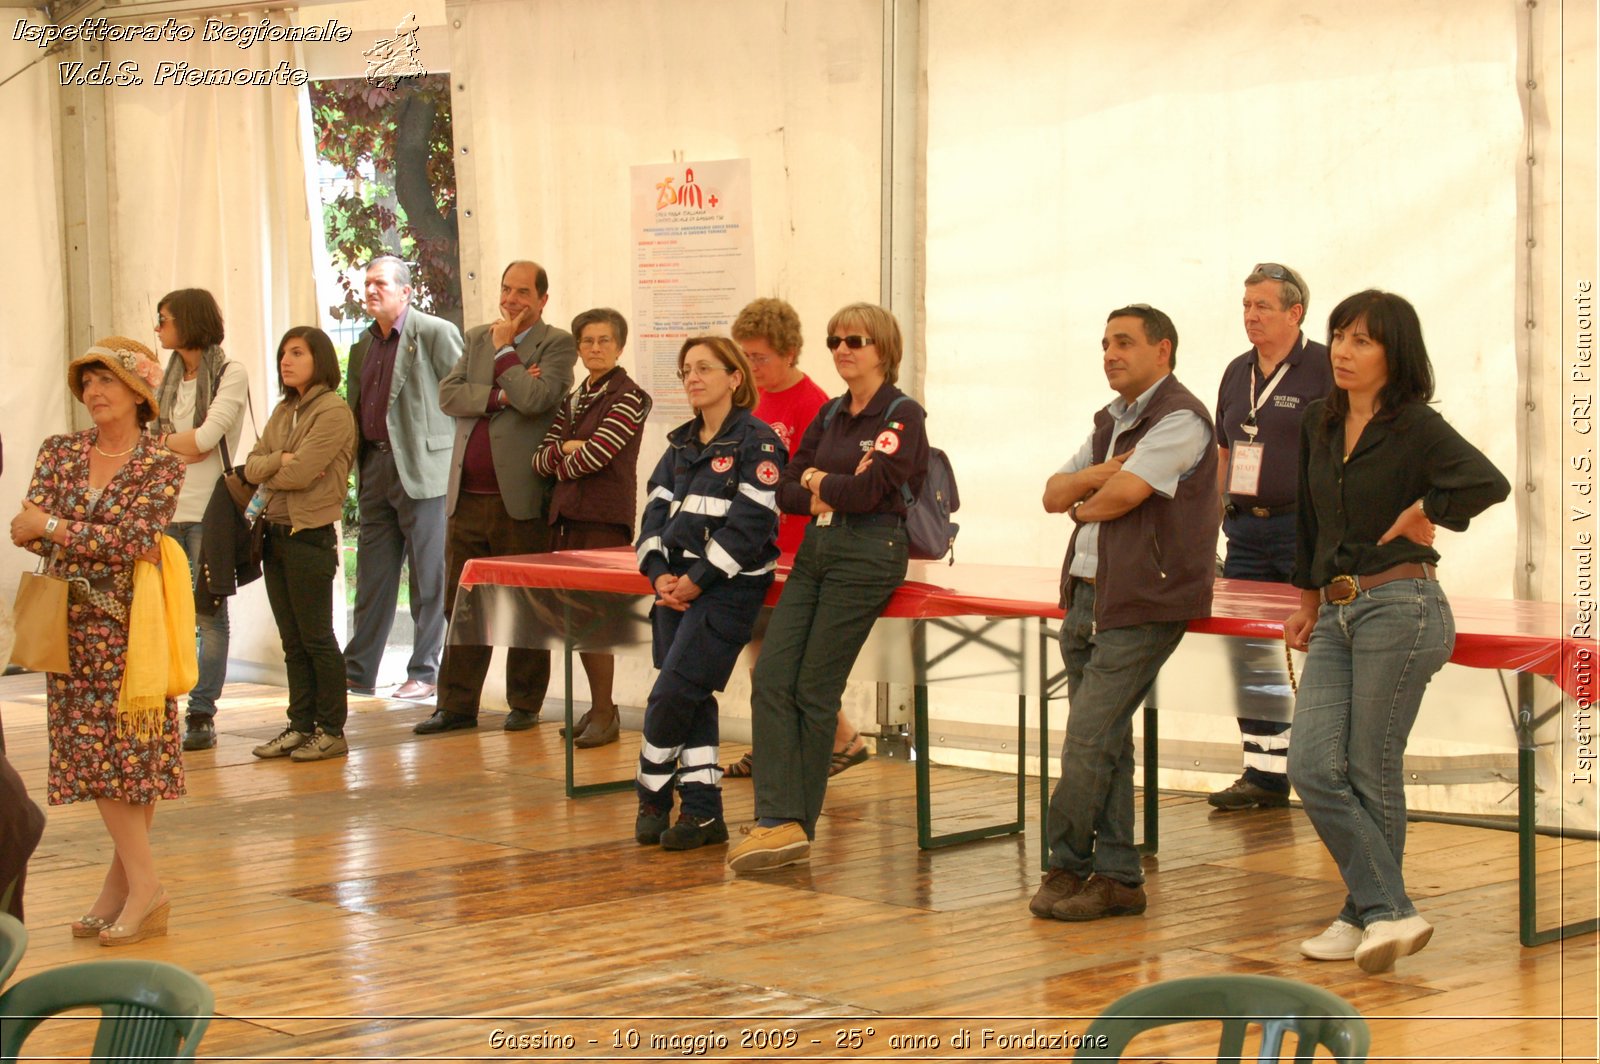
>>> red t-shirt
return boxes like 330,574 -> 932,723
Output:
756,373 -> 831,555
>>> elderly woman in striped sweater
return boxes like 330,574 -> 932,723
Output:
532,308 -> 653,748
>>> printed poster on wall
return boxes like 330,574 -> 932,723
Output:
630,159 -> 757,419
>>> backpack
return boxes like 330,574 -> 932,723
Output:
822,394 -> 961,563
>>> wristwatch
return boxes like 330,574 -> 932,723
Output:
43,516 -> 60,539
802,469 -> 817,490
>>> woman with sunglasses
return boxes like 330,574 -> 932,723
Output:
727,303 -> 929,873
633,336 -> 783,851
1284,290 -> 1506,972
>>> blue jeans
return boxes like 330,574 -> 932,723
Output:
1287,579 -> 1454,927
169,520 -> 229,719
1044,582 -> 1187,885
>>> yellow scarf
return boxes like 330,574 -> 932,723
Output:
118,535 -> 197,739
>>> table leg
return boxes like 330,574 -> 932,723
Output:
1517,671 -> 1599,945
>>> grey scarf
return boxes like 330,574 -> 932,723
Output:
157,344 -> 228,440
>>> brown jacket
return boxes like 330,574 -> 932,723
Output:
245,384 -> 356,532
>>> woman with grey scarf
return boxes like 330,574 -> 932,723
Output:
153,287 -> 250,752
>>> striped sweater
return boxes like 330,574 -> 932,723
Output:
533,366 -> 653,531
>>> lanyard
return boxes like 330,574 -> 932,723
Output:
1241,358 -> 1290,441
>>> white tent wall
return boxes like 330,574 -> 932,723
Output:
917,0 -> 1592,819
446,0 -> 883,725
100,18 -> 321,682
924,0 -> 1520,594
0,35 -> 71,617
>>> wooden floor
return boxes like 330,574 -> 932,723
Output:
1,673 -> 1595,1063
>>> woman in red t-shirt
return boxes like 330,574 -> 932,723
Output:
724,298 -> 870,779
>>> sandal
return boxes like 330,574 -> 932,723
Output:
830,739 -> 870,776
71,913 -> 114,939
724,752 -> 754,779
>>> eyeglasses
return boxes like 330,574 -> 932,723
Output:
578,335 -> 617,349
826,335 -> 874,351
155,314 -> 174,328
677,362 -> 729,382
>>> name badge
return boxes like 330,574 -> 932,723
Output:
1228,441 -> 1265,497
816,512 -> 834,527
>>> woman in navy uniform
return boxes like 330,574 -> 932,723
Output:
727,302 -> 929,873
634,336 -> 784,851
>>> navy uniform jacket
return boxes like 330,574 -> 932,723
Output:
636,406 -> 785,592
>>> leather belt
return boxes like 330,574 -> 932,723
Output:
67,572 -> 130,625
818,512 -> 904,530
1225,500 -> 1295,519
366,439 -> 392,453
1320,562 -> 1436,605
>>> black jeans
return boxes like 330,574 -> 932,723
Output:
263,523 -> 347,736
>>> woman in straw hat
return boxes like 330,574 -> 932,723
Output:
9,336 -> 186,945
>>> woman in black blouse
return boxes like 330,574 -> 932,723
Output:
1284,290 -> 1508,974
727,302 -> 929,874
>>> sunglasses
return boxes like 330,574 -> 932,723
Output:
1253,262 -> 1304,290
826,334 -> 874,351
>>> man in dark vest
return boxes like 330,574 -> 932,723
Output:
1032,303 -> 1220,922
412,260 -> 576,734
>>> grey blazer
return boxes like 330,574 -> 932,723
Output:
346,306 -> 465,500
440,319 -> 577,520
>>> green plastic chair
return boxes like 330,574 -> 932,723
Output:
0,959 -> 213,1063
1080,974 -> 1370,1063
0,913 -> 25,988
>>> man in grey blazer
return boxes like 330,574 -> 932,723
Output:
414,259 -> 577,734
345,256 -> 464,700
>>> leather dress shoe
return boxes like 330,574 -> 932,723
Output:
558,709 -> 592,739
503,708 -> 540,731
392,679 -> 437,701
413,710 -> 477,735
346,679 -> 377,698
573,714 -> 620,748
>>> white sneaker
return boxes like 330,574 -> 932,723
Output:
1354,914 -> 1433,973
252,728 -> 309,759
1300,919 -> 1363,960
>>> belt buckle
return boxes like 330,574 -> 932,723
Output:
1250,506 -> 1271,518
1327,574 -> 1359,605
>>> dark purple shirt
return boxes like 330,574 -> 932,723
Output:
359,306 -> 409,445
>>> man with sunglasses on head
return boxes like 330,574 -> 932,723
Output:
1208,263 -> 1332,811
1032,303 -> 1219,921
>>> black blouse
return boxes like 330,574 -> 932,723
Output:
1292,399 -> 1510,590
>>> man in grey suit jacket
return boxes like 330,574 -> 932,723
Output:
414,259 -> 577,734
345,256 -> 465,700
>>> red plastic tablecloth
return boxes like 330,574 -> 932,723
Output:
461,548 -> 1593,697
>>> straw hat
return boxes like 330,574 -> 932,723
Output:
67,336 -> 165,422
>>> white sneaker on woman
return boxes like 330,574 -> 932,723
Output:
1354,915 -> 1433,973
1299,919 -> 1363,960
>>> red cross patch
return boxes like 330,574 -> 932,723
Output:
756,460 -> 780,485
711,456 -> 734,473
874,430 -> 900,455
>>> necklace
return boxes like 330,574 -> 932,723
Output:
93,438 -> 138,458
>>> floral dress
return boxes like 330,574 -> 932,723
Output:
24,431 -> 186,806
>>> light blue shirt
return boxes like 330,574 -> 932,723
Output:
1059,375 -> 1212,579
